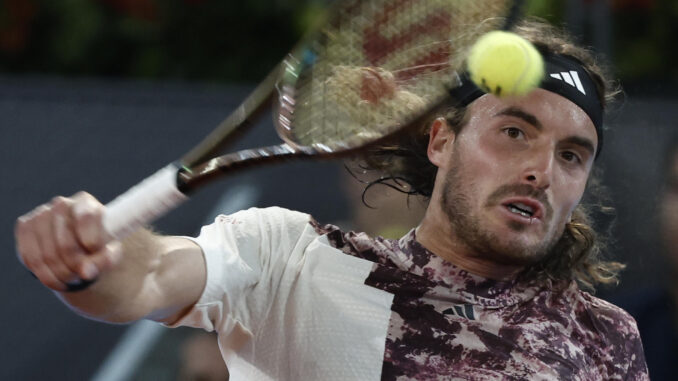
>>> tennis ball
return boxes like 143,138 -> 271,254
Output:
467,31 -> 544,97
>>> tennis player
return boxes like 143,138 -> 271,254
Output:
15,21 -> 649,380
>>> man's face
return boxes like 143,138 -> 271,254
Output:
430,89 -> 597,266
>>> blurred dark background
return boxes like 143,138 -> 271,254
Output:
1,0 -> 677,380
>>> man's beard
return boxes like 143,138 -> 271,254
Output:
440,161 -> 562,267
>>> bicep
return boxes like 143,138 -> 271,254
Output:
143,236 -> 207,323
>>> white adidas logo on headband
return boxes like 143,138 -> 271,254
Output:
549,71 -> 586,95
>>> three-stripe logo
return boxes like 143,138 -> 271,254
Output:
549,71 -> 586,95
442,304 -> 475,320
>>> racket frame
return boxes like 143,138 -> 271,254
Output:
102,0 -> 525,240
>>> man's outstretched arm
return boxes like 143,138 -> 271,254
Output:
14,192 -> 206,324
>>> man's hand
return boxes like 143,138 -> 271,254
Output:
15,192 -> 121,292
15,191 -> 205,323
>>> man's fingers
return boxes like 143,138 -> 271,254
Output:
16,225 -> 68,291
15,192 -> 113,291
72,192 -> 109,251
31,261 -> 69,291
15,192 -> 120,292
51,197 -> 99,280
88,241 -> 123,275
15,214 -> 37,268
54,214 -> 99,281
32,209 -> 80,286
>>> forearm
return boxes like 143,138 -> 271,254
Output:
55,228 -> 162,323
16,192 -> 207,325
57,230 -> 206,324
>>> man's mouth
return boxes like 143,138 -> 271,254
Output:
506,202 -> 535,218
500,198 -> 544,221
485,184 -> 551,225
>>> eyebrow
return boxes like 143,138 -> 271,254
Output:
494,106 -> 543,131
561,136 -> 596,157
494,106 -> 597,157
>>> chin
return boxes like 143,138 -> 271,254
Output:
485,239 -> 548,266
483,224 -> 556,266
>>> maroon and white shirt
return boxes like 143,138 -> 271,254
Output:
172,207 -> 649,381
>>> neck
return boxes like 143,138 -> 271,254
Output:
416,203 -> 524,281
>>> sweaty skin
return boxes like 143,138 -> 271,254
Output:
418,89 -> 597,280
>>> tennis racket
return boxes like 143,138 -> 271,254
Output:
104,0 -> 525,240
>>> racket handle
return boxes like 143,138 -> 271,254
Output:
103,164 -> 188,240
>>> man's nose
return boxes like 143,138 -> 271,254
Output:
521,148 -> 554,190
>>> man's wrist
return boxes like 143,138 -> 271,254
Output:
64,278 -> 98,292
27,270 -> 98,292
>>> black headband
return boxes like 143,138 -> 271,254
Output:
451,53 -> 604,157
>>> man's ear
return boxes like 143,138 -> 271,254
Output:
427,117 -> 454,167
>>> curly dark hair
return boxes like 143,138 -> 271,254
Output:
358,19 -> 625,290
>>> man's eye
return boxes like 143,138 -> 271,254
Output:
503,127 -> 524,139
561,151 -> 581,163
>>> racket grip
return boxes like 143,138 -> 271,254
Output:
103,164 -> 188,240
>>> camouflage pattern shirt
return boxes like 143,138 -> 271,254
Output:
173,207 -> 649,381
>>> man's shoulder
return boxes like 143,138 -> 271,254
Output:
309,219 -> 403,264
568,286 -> 642,337
215,206 -> 403,264
232,205 -> 311,220
559,286 -> 648,377
575,287 -> 637,320
213,206 -> 313,230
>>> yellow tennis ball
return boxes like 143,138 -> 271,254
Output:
467,31 -> 544,97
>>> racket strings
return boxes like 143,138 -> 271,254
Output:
280,0 -> 514,151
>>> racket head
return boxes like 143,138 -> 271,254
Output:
274,0 -> 520,154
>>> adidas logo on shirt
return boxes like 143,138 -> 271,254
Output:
549,70 -> 586,95
442,304 -> 476,320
